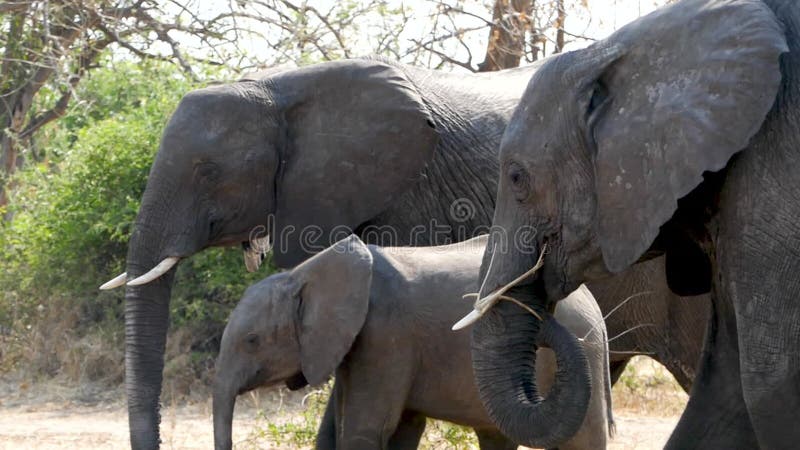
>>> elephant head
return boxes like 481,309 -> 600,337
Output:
101,59 -> 436,449
213,235 -> 373,450
460,0 -> 787,447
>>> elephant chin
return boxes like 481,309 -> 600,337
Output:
471,294 -> 592,448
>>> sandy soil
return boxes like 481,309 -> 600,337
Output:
0,357 -> 686,449
0,402 -> 680,449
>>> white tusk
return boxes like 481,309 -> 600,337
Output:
243,235 -> 271,273
243,248 -> 261,272
252,236 -> 271,254
99,272 -> 127,290
452,243 -> 548,331
452,243 -> 500,330
127,257 -> 180,286
452,309 -> 483,331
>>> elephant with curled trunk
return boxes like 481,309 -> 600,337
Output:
462,0 -> 800,447
100,56 -> 706,449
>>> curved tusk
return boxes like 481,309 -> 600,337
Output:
243,248 -> 261,273
127,257 -> 180,286
452,243 -> 548,331
243,235 -> 271,273
99,272 -> 127,290
452,309 -> 483,331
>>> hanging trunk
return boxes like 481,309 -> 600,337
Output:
471,290 -> 591,448
123,189 -> 185,450
212,380 -> 237,450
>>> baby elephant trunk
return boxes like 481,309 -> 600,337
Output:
213,378 -> 237,450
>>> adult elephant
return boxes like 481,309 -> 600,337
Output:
100,57 -> 704,448
461,0 -> 798,448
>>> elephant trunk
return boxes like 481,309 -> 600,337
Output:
124,208 -> 180,449
471,291 -> 591,448
213,378 -> 237,450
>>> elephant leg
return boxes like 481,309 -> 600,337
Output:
666,286 -> 756,449
315,389 -> 337,450
608,358 -> 630,387
387,411 -> 426,450
475,428 -> 517,450
718,237 -> 800,447
738,304 -> 800,449
333,366 -> 411,449
661,295 -> 709,393
658,354 -> 695,394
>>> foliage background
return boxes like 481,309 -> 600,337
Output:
0,59 -> 271,392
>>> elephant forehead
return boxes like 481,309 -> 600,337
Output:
169,87 -> 275,141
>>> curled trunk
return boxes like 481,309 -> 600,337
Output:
471,293 -> 591,448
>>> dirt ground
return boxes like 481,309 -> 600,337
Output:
0,357 -> 686,449
0,404 -> 680,449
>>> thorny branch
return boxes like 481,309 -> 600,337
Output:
418,0 -> 595,72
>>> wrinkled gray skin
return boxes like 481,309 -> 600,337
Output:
117,56 -> 705,448
592,257 -> 708,389
472,0 -> 800,448
213,235 -> 612,450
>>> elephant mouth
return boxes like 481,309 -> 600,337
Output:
453,242 -> 548,331
238,369 -> 271,395
236,368 -> 306,395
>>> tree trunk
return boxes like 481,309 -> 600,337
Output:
554,0 -> 566,54
478,0 -> 533,72
0,10 -> 29,212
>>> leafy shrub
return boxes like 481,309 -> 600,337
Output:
0,59 -> 272,384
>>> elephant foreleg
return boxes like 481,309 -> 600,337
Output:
315,391 -> 337,450
721,236 -> 800,447
475,428 -> 517,450
608,359 -> 630,387
387,411 -> 426,450
666,288 -> 756,449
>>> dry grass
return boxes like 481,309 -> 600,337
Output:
612,356 -> 688,416
0,296 -> 222,408
0,300 -> 125,390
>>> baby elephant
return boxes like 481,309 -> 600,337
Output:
213,235 -> 612,450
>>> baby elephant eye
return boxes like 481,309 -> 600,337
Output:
245,333 -> 260,348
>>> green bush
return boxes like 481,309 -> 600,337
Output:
0,59 -> 272,383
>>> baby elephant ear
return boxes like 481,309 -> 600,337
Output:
583,0 -> 787,272
290,235 -> 373,386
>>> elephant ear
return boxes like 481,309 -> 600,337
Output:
271,59 -> 438,267
289,235 -> 373,386
571,0 -> 787,272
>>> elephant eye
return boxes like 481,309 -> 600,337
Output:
507,162 -> 530,202
587,81 -> 609,118
194,161 -> 220,184
245,333 -> 260,350
584,80 -> 610,152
